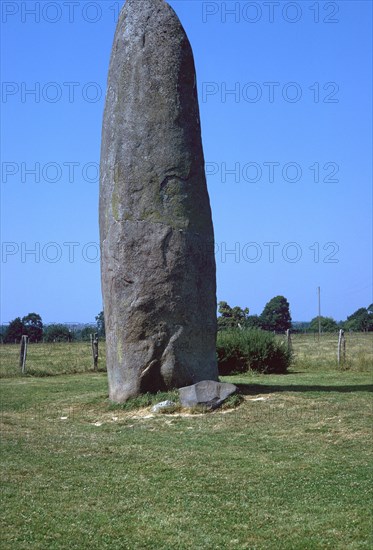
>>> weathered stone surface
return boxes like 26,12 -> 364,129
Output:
151,400 -> 177,413
100,0 -> 218,403
179,381 -> 237,410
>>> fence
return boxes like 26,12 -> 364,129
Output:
0,331 -> 372,378
0,338 -> 105,377
283,331 -> 372,369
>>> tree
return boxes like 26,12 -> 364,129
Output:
309,316 -> 338,333
344,306 -> 373,332
80,326 -> 97,341
96,311 -> 105,337
217,301 -> 250,331
246,315 -> 262,330
3,317 -> 25,343
291,321 -> 311,333
260,296 -> 292,333
22,313 -> 43,342
44,324 -> 71,342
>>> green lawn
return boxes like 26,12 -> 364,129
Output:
1,367 -> 372,549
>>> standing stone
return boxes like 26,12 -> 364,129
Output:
99,0 -> 218,403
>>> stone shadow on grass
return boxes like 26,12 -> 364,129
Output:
234,383 -> 373,395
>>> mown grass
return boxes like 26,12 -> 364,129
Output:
1,367 -> 372,549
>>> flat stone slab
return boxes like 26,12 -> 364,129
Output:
179,380 -> 237,410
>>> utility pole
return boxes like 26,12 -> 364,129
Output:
317,286 -> 321,341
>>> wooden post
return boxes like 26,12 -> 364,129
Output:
342,331 -> 346,363
317,286 -> 321,342
19,335 -> 29,374
338,329 -> 346,367
91,333 -> 99,371
286,329 -> 292,352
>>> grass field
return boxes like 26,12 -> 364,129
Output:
1,332 -> 372,378
0,340 -> 106,377
1,334 -> 372,549
289,332 -> 372,371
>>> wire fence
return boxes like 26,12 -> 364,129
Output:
0,340 -> 106,377
284,331 -> 373,369
0,332 -> 372,378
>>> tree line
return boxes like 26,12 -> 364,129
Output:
1,312 -> 105,344
2,300 -> 372,344
218,296 -> 373,333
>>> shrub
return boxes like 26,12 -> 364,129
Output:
217,329 -> 291,375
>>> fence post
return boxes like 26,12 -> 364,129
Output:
91,333 -> 99,371
338,329 -> 346,367
286,329 -> 292,352
342,332 -> 346,363
19,335 -> 29,374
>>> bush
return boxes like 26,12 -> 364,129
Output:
217,329 -> 291,375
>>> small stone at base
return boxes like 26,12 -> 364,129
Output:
151,400 -> 177,413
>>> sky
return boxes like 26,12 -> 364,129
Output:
1,0 -> 372,324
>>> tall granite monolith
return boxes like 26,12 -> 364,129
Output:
99,0 -> 218,403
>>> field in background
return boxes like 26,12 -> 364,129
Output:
287,332 -> 372,371
0,332 -> 372,378
0,341 -> 106,377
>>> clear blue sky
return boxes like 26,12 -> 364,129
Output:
1,0 -> 372,324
